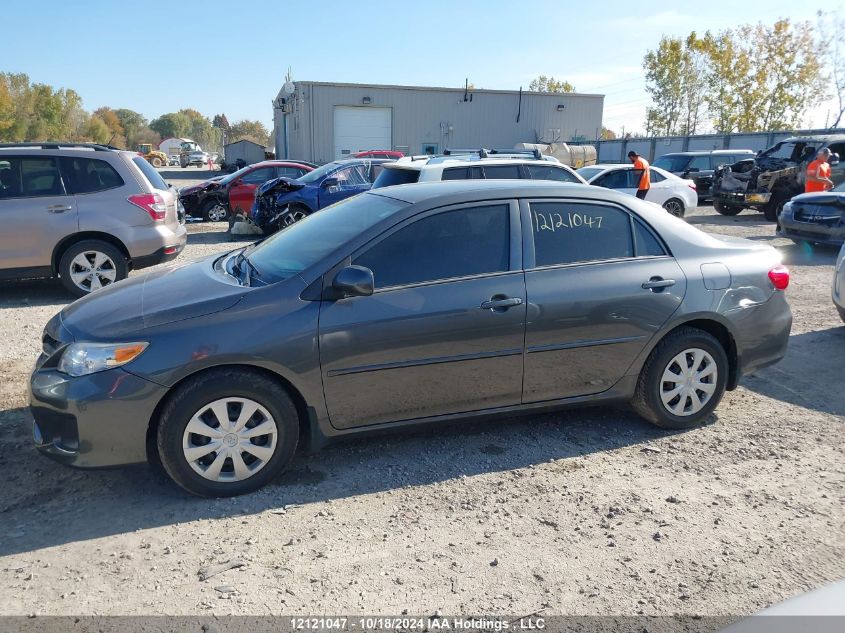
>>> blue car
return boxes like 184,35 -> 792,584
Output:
251,158 -> 391,233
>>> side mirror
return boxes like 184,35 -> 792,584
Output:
322,177 -> 339,189
332,265 -> 374,298
829,153 -> 841,166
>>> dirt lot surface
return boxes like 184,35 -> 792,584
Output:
1,171 -> 843,620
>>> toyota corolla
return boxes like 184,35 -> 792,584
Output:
30,181 -> 792,497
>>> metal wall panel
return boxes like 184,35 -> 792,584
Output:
277,82 -> 604,164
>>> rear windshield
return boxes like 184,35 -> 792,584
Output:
372,167 -> 420,189
132,156 -> 169,191
247,193 -> 408,283
653,155 -> 691,172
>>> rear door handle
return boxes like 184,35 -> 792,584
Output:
642,277 -> 676,290
47,205 -> 73,213
480,297 -> 523,310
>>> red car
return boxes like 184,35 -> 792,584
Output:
179,160 -> 314,222
351,150 -> 405,159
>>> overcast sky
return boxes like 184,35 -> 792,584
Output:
3,0 -> 838,136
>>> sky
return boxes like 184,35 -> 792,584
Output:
3,0 -> 839,136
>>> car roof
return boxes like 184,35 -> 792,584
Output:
781,135 -> 845,143
386,156 -> 561,170
659,150 -> 754,157
368,178 -> 603,205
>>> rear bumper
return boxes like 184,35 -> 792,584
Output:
731,292 -> 792,380
130,223 -> 187,270
29,367 -> 167,468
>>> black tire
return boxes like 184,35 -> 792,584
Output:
202,198 -> 230,222
58,239 -> 128,298
156,369 -> 300,497
762,196 -> 786,222
272,203 -> 311,233
713,200 -> 742,216
838,306 -> 845,324
662,198 -> 685,218
631,326 -> 728,430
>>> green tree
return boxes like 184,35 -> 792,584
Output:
149,111 -> 191,139
81,116 -> 110,144
528,75 -> 576,93
113,108 -> 158,148
92,107 -> 126,147
600,127 -> 617,140
228,119 -> 270,145
643,34 -> 707,136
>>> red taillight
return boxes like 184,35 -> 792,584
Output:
768,265 -> 790,290
128,193 -> 166,221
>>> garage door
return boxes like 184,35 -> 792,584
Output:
334,106 -> 392,160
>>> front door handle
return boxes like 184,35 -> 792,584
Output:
47,205 -> 73,213
642,277 -> 676,291
480,296 -> 523,310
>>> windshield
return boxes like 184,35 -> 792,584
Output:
298,161 -> 340,183
219,165 -> 253,185
653,155 -> 692,172
576,167 -> 604,181
247,193 -> 408,283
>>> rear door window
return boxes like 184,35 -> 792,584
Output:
524,164 -> 580,183
441,167 -> 470,180
241,167 -> 275,184
593,169 -> 631,189
483,165 -> 521,179
59,157 -> 124,194
0,157 -> 65,198
649,169 -> 666,183
529,201 -> 634,266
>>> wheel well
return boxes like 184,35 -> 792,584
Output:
663,197 -> 684,207
666,319 -> 739,389
144,364 -> 312,465
52,232 -> 131,274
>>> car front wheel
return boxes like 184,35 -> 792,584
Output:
631,327 -> 728,430
713,200 -> 743,216
202,199 -> 230,222
157,369 -> 299,497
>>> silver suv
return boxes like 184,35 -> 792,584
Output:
0,143 -> 187,296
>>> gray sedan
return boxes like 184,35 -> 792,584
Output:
30,181 -> 793,497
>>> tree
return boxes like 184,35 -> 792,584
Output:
643,34 -> 707,136
818,10 -> 845,127
113,108 -> 158,148
529,75 -> 576,93
600,127 -> 617,140
92,107 -> 126,147
149,111 -> 191,139
212,113 -> 230,131
228,119 -> 270,146
81,116 -> 110,144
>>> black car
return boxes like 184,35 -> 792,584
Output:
777,181 -> 845,247
653,150 -> 754,200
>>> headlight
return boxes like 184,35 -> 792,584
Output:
58,342 -> 149,377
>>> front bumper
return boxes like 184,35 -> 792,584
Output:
30,367 -> 167,468
778,210 -> 845,246
714,191 -> 771,207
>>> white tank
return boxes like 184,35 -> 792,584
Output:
514,142 -> 597,168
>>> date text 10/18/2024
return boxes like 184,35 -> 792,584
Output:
290,616 -> 547,630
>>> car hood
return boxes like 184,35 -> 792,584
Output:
256,176 -> 304,197
60,257 -> 246,339
789,191 -> 845,206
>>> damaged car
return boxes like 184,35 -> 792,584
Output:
179,160 -> 313,222
711,135 -> 845,221
777,181 -> 845,247
246,158 -> 391,234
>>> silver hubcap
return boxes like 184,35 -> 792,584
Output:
281,209 -> 307,227
208,204 -> 228,222
664,200 -> 682,216
182,397 -> 278,482
69,251 -> 118,292
660,348 -> 717,416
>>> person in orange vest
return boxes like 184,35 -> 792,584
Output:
805,147 -> 833,193
628,150 -> 651,199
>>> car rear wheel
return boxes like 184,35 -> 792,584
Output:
58,240 -> 128,297
151,157 -> 163,168
713,200 -> 743,216
274,204 -> 311,231
662,198 -> 685,218
763,196 -> 786,222
631,327 -> 728,430
157,369 -> 299,497
202,199 -> 229,222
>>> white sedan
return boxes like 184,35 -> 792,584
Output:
577,163 -> 698,217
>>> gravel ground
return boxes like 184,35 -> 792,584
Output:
0,173 -> 843,620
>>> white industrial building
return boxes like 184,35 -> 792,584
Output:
272,81 -> 604,164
